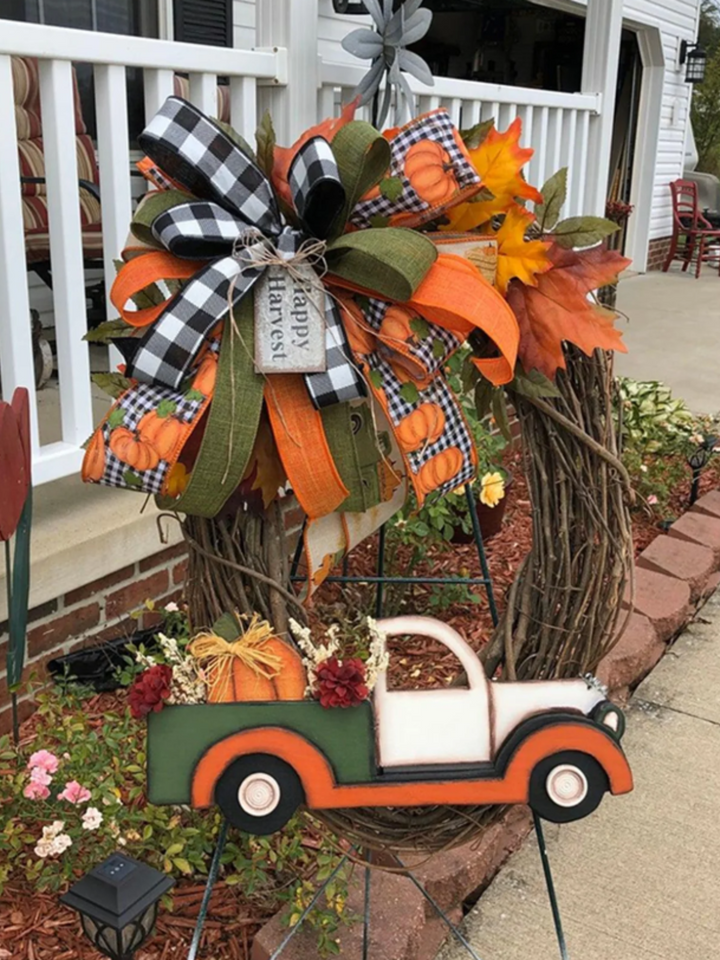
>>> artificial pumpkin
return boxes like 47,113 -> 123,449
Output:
82,429 -> 106,482
138,411 -> 185,461
109,427 -> 161,472
396,403 -> 446,453
404,139 -> 458,206
417,446 -> 463,494
263,637 -> 307,700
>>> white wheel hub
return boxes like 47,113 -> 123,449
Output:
237,772 -> 281,817
545,764 -> 588,808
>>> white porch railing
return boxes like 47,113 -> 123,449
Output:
319,62 -> 602,219
0,20 -> 284,486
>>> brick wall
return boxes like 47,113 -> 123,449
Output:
0,543 -> 188,736
646,236 -> 672,271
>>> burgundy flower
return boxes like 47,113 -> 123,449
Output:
314,657 -> 369,709
128,664 -> 173,719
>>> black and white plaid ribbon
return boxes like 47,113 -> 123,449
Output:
124,98 -> 364,407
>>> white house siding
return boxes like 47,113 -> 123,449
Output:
233,0 -> 256,50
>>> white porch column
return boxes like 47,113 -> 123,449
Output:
581,0 -> 624,215
256,0 -> 319,145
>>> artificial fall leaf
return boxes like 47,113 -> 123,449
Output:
493,204 -> 552,294
237,417 -> 287,512
442,117 -> 544,231
505,244 -> 631,380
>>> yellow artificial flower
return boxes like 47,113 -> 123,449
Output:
480,471 -> 506,508
166,462 -> 190,498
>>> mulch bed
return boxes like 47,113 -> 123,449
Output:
3,450 -> 719,960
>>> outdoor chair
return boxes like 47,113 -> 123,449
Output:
663,178 -> 720,278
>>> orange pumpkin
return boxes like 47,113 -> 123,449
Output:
191,354 -> 218,397
417,446 -> 464,494
82,430 -> 106,482
209,660 -> 277,703
265,638 -> 307,700
138,411 -> 184,461
404,140 -> 458,206
109,427 -> 161,472
380,305 -> 415,344
396,403 -> 446,453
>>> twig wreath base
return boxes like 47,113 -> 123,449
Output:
178,347 -> 632,854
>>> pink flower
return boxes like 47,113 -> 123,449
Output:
647,494 -> 659,506
57,781 -> 92,805
29,767 -> 52,787
23,781 -> 51,800
28,749 -> 59,774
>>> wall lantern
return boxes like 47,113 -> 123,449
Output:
679,40 -> 707,84
332,1 -> 370,13
60,853 -> 174,960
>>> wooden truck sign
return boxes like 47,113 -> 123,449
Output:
147,617 -> 632,834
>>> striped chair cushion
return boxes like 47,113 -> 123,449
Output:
172,75 -> 231,122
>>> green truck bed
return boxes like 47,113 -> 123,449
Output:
147,701 -> 376,804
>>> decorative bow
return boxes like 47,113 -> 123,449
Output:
112,97 -> 365,409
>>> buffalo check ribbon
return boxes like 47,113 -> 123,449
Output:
113,96 -> 364,409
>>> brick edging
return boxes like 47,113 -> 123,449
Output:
252,488 -> 720,960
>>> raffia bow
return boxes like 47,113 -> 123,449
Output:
189,614 -> 281,701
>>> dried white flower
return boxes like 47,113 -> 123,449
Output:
164,601 -> 180,613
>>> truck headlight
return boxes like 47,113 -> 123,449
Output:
592,701 -> 626,741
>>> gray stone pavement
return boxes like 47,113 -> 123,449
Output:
614,268 -> 720,415
437,588 -> 720,960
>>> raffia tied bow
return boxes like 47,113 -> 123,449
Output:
189,615 -> 281,702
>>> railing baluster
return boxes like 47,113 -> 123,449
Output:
552,107 -> 564,173
536,106 -> 549,188
449,97 -> 462,126
38,58 -> 93,450
523,104 -> 534,183
318,84 -> 336,121
143,67 -> 174,123
189,72 -> 219,118
576,110 -> 591,218
230,75 -> 257,142
466,100 -> 481,127
564,109 -> 578,216
0,54 -> 38,449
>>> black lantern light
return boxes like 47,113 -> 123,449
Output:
687,435 -> 717,507
60,853 -> 174,960
332,1 -> 370,13
679,39 -> 707,84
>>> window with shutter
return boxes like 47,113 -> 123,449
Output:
174,0 -> 233,47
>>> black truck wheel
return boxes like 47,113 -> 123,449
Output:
215,753 -> 304,835
529,750 -> 609,824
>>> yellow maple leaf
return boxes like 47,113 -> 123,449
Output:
494,204 -> 552,294
443,117 -> 543,232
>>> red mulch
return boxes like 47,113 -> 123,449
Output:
3,450 -> 719,959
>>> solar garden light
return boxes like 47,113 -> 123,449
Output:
60,852 -> 174,960
679,39 -> 707,84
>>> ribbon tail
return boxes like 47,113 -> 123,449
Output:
304,294 -> 366,409
126,254 -> 264,389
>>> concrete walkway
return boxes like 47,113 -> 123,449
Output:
437,587 -> 720,960
614,268 -> 720,415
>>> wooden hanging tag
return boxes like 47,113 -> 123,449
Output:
254,265 -> 327,373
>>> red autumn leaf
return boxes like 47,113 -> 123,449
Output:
0,400 -> 29,541
506,244 -> 631,380
11,388 -> 31,483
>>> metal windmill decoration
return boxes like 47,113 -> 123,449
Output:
342,0 -> 434,128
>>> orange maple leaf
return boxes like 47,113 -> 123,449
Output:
443,117 -> 543,231
505,245 -> 631,380
494,204 -> 552,294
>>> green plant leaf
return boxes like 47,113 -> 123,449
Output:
92,373 -> 133,399
107,408 -> 126,430
156,400 -> 178,419
255,111 -> 276,178
83,319 -> 132,343
475,378 -> 494,420
399,382 -> 420,404
173,857 -> 193,875
460,118 -> 494,150
6,488 -> 32,691
409,317 -> 430,340
535,167 -> 567,232
492,390 -> 513,442
551,216 -> 620,249
369,369 -> 383,390
509,366 -> 561,399
379,177 -> 404,201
